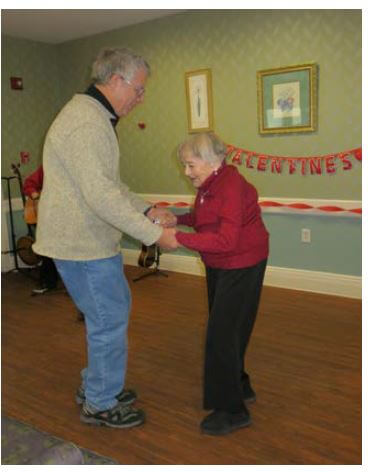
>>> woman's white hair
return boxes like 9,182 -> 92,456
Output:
91,47 -> 150,84
177,132 -> 227,165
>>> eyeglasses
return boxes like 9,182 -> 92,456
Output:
121,77 -> 145,97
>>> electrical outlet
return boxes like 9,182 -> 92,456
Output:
301,228 -> 311,243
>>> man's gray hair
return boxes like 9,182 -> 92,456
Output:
91,47 -> 150,84
177,132 -> 227,166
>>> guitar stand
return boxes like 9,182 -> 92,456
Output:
1,175 -> 39,281
133,248 -> 168,282
133,265 -> 168,282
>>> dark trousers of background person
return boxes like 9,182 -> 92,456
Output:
40,256 -> 59,289
204,258 -> 267,413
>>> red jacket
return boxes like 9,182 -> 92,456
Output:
176,164 -> 269,269
23,165 -> 44,198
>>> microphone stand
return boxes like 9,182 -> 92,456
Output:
1,176 -> 36,278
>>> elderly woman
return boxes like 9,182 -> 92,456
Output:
174,132 -> 269,435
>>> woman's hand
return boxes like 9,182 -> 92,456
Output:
157,227 -> 179,249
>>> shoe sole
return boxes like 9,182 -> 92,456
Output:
80,413 -> 145,429
201,418 -> 252,436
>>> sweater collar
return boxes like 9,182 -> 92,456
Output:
84,84 -> 119,129
198,161 -> 228,193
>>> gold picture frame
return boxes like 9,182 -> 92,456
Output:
257,63 -> 317,134
185,68 -> 214,133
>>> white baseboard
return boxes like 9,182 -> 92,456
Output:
122,248 -> 206,276
122,248 -> 361,299
1,253 -> 14,272
263,265 -> 361,299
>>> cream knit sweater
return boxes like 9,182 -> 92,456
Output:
33,94 -> 162,260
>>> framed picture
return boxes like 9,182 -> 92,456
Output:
185,68 -> 213,133
257,63 -> 317,134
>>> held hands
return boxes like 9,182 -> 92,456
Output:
157,227 -> 179,250
147,207 -> 177,228
146,207 -> 181,249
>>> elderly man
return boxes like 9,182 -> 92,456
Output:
34,48 -> 177,428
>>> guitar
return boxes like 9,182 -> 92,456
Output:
138,244 -> 159,268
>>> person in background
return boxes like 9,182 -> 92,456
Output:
23,165 -> 59,295
33,47 -> 177,429
173,132 -> 269,436
23,166 -> 85,322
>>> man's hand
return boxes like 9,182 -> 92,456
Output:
157,227 -> 179,250
147,207 -> 177,228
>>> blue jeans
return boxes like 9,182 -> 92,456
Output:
54,253 -> 131,411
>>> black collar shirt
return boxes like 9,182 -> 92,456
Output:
84,83 -> 119,131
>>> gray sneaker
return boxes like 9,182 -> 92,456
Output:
80,403 -> 145,428
75,386 -> 137,406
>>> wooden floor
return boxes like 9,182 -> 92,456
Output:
1,265 -> 361,465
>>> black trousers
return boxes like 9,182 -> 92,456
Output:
204,258 -> 267,413
40,256 -> 59,289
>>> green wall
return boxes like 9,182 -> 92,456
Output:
1,36 -> 62,191
1,10 -> 362,276
56,9 -> 362,199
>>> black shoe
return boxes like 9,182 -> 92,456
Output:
243,386 -> 257,404
200,409 -> 251,436
75,386 -> 137,406
80,403 -> 145,428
